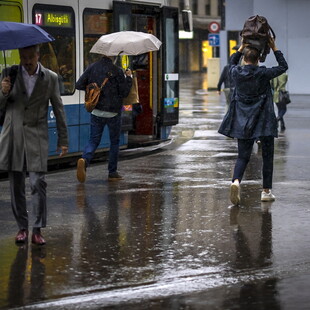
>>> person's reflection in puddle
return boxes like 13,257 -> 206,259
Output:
227,202 -> 280,309
29,247 -> 46,302
238,278 -> 281,310
230,203 -> 273,269
7,244 -> 46,307
74,181 -> 121,286
76,183 -> 87,209
7,244 -> 28,308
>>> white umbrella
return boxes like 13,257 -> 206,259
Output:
90,31 -> 162,56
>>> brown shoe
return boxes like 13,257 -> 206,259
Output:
15,229 -> 29,243
32,233 -> 46,246
77,158 -> 86,183
108,172 -> 123,181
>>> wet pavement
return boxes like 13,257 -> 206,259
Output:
1,73 -> 310,309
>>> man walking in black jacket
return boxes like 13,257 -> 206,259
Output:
76,56 -> 132,182
217,64 -> 234,105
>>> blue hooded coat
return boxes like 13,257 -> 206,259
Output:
218,50 -> 288,139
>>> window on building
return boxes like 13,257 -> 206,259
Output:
205,0 -> 211,16
192,0 -> 198,15
180,0 -> 185,11
218,1 -> 222,16
83,9 -> 112,69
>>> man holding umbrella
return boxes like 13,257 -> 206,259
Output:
76,55 -> 132,182
75,31 -> 162,183
0,44 -> 68,245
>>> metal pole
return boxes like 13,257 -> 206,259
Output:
184,0 -> 190,10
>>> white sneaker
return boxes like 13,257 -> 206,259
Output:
261,190 -> 275,202
230,180 -> 240,205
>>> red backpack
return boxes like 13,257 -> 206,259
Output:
240,15 -> 276,62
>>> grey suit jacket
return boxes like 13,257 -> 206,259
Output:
0,64 -> 68,172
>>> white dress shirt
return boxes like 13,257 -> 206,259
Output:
21,64 -> 40,98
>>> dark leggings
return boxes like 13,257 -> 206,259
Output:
276,101 -> 287,119
232,136 -> 274,189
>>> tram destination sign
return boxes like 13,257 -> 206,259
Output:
35,11 -> 73,28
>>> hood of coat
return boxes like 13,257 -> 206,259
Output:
98,57 -> 119,78
235,64 -> 262,76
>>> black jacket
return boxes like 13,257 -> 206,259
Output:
218,50 -> 288,139
217,64 -> 234,91
76,57 -> 132,114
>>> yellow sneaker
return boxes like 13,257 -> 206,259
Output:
77,158 -> 86,183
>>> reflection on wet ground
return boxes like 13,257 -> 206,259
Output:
1,73 -> 310,309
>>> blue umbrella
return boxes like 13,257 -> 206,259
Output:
0,21 -> 54,50
0,21 -> 54,69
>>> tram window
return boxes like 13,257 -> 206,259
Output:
83,9 -> 112,69
40,37 -> 75,95
165,18 -> 177,98
33,5 -> 76,96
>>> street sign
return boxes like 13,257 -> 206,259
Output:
208,21 -> 220,33
208,33 -> 220,46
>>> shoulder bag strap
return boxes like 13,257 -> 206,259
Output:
100,77 -> 109,89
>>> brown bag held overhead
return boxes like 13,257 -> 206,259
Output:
84,77 -> 109,112
240,15 -> 276,62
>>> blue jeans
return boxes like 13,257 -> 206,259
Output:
82,114 -> 122,174
232,136 -> 274,189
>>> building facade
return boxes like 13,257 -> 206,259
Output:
169,0 -> 221,73
221,0 -> 309,94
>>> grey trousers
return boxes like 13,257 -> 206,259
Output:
9,171 -> 47,230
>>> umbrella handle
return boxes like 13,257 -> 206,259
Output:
113,51 -> 124,65
3,50 -> 7,76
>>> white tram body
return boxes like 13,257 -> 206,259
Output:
0,0 -> 179,160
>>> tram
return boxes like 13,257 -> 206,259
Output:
0,0 -> 179,162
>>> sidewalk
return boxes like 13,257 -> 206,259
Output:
1,74 -> 310,309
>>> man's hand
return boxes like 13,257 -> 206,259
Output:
238,42 -> 249,53
125,68 -> 132,78
237,38 -> 249,53
57,146 -> 68,157
1,77 -> 11,95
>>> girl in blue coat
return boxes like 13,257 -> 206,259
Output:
218,38 -> 288,205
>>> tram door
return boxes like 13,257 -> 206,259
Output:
161,6 -> 179,128
113,1 -> 160,137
